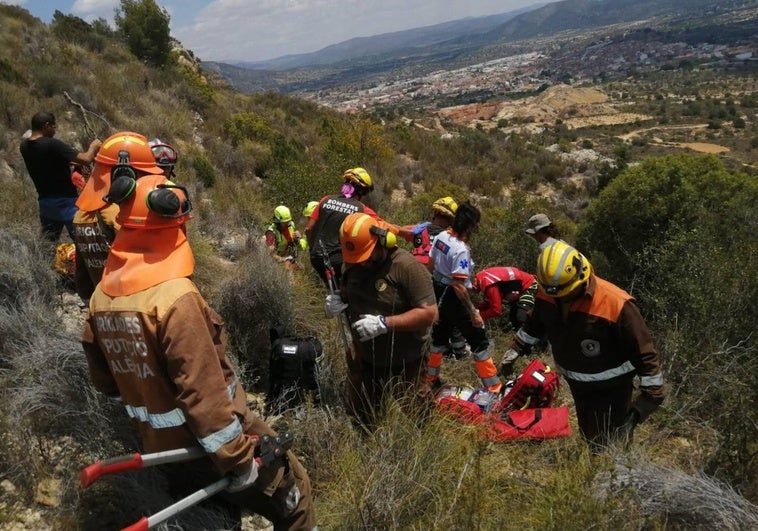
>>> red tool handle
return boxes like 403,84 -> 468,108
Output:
80,453 -> 143,488
120,516 -> 148,531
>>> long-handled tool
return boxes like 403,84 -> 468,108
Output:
319,240 -> 361,382
80,447 -> 206,488
82,433 -> 294,531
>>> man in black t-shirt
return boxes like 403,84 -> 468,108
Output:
19,111 -> 101,241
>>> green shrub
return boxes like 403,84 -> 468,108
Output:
192,154 -> 215,187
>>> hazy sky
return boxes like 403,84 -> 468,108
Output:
5,0 -> 551,62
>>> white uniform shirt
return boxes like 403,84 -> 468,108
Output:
430,229 -> 474,289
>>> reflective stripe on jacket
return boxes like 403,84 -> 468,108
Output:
519,275 -> 664,401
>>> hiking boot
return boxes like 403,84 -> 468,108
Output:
452,345 -> 471,361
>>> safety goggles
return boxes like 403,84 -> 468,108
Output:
150,143 -> 178,166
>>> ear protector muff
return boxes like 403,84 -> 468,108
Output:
369,224 -> 397,248
146,183 -> 193,218
104,176 -> 192,218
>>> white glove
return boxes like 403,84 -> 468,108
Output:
227,459 -> 259,493
352,314 -> 388,341
501,348 -> 520,364
324,293 -> 348,318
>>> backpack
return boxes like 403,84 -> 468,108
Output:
266,327 -> 323,415
499,358 -> 560,412
53,243 -> 76,287
433,358 -> 570,441
411,227 -> 432,265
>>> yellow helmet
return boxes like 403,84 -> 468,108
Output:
273,205 -> 292,223
432,196 -> 458,218
303,200 -> 319,218
343,167 -> 373,191
536,240 -> 592,298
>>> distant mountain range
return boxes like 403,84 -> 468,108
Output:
202,0 -> 754,94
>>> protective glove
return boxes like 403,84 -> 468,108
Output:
226,459 -> 259,493
630,389 -> 664,423
298,238 -> 307,250
412,221 -> 431,235
324,293 -> 348,318
352,314 -> 388,341
499,348 -> 521,378
618,409 -> 640,448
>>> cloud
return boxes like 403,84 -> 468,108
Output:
71,0 -> 119,21
174,0 -> 525,63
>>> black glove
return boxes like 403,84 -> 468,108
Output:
618,409 -> 639,447
514,308 -> 529,327
630,390 -> 663,423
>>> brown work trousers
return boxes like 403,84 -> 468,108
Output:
346,356 -> 432,427
163,449 -> 315,530
567,377 -> 633,450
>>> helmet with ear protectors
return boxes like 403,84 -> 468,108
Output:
95,132 -> 164,174
340,213 -> 396,264
106,173 -> 193,229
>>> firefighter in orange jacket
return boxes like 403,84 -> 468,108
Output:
73,132 -> 160,302
82,172 -> 315,529
502,240 -> 665,448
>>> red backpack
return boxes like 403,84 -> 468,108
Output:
434,359 -> 570,440
499,358 -> 560,412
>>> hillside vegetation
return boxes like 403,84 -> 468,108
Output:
0,3 -> 756,530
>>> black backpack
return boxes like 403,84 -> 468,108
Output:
266,327 -> 323,415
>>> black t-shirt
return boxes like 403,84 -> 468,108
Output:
20,137 -> 79,198
309,194 -> 366,258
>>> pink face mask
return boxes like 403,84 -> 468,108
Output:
341,183 -> 355,198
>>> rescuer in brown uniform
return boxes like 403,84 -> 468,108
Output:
502,240 -> 665,449
82,172 -> 316,529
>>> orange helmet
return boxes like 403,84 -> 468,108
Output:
111,174 -> 193,229
340,213 -> 396,264
76,131 -> 161,212
95,132 -> 164,174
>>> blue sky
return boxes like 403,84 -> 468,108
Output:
4,0 -> 548,63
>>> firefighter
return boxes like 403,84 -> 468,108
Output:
73,132 -> 162,303
325,212 -> 438,425
265,205 -> 307,264
82,173 -> 316,529
425,202 -> 502,394
473,266 -> 538,330
502,240 -> 665,448
305,167 -> 410,288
